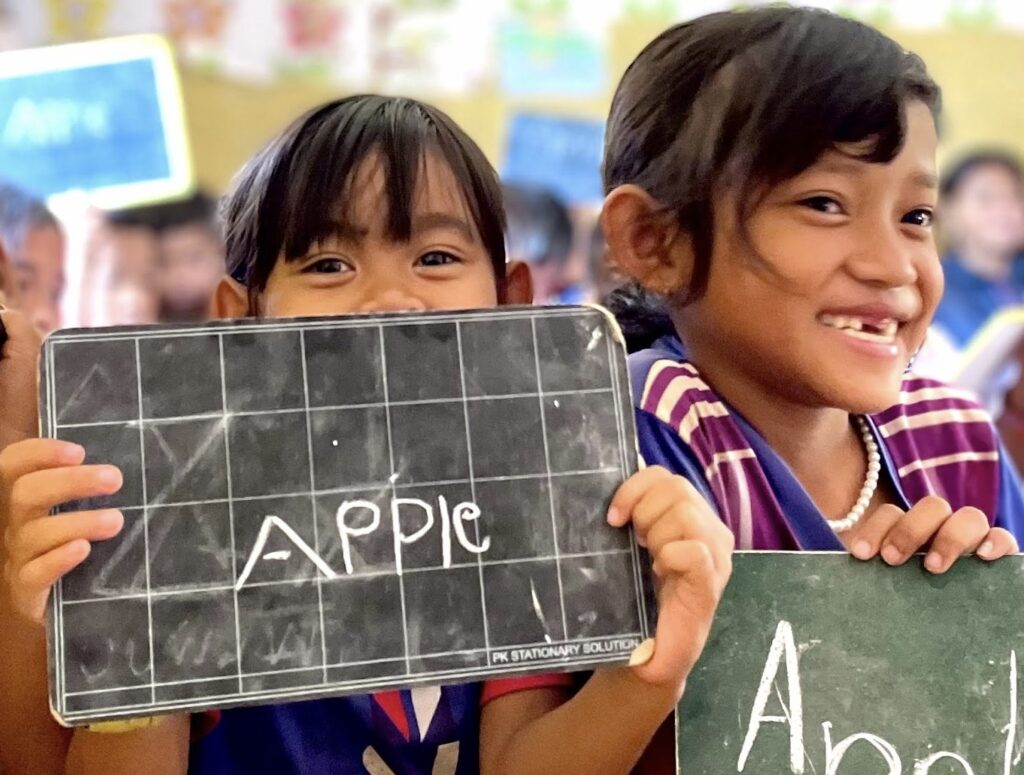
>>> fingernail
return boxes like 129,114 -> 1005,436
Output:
103,510 -> 124,529
852,540 -> 872,560
628,638 -> 655,667
924,552 -> 943,572
59,443 -> 85,463
606,507 -> 622,526
70,539 -> 91,559
97,467 -> 122,488
881,545 -> 902,565
979,541 -> 995,559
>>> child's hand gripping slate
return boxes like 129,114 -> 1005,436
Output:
2,439 -> 125,623
849,495 -> 1018,573
606,466 -> 734,694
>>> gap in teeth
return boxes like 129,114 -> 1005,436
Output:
820,315 -> 897,338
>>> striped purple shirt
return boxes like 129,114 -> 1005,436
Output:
630,339 -> 1024,551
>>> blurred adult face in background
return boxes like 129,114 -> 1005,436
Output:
157,221 -> 224,321
82,223 -> 160,327
942,160 -> 1024,265
0,222 -> 64,335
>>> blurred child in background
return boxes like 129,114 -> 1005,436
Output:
151,191 -> 225,322
0,182 -> 64,335
79,209 -> 161,327
502,182 -> 576,303
934,150 -> 1024,346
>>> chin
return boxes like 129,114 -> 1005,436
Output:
828,375 -> 905,415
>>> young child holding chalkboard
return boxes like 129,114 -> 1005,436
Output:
606,16 -> 1024,602
593,5 -> 1024,558
0,95 -> 732,775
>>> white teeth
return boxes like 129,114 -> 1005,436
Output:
819,314 -> 898,343
840,328 -> 894,344
820,314 -> 862,331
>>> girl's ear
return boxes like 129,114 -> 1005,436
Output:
501,260 -> 534,306
601,185 -> 694,295
211,276 -> 249,319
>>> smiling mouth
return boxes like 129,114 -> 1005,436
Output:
818,313 -> 899,344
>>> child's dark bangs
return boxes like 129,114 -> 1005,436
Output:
728,19 -> 940,210
276,99 -> 505,278
276,101 -> 423,263
427,127 -> 507,278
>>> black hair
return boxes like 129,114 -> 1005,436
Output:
940,150 -> 1024,198
222,95 -> 506,299
603,6 -> 941,304
0,181 -> 59,250
603,281 -> 677,354
105,191 -> 218,234
502,183 -> 573,267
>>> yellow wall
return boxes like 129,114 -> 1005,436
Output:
181,22 -> 1024,195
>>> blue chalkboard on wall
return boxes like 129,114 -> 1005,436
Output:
0,36 -> 192,208
501,113 -> 605,205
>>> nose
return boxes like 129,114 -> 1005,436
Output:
357,287 -> 428,314
847,223 -> 919,288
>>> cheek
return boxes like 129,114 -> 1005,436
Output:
430,269 -> 500,311
918,254 -> 944,316
721,215 -> 838,300
261,287 -> 354,319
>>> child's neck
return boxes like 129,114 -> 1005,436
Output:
684,347 -> 874,523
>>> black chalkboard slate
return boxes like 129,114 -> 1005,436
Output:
40,306 -> 648,725
677,552 -> 1024,773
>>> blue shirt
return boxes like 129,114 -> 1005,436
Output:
189,686 -> 481,775
631,337 -> 1024,550
934,253 -> 1024,347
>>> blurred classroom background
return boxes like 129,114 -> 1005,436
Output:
2,0 -> 1024,436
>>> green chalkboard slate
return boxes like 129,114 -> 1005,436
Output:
677,552 -> 1024,774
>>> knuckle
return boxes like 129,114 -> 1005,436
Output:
956,507 -> 989,531
713,519 -> 734,542
3,526 -> 23,557
918,495 -> 951,514
866,504 -> 904,526
668,474 -> 692,495
7,481 -> 28,515
15,561 -> 34,588
993,527 -> 1017,546
666,501 -> 690,526
887,526 -> 919,553
691,542 -> 715,572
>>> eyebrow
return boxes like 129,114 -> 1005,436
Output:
813,158 -> 938,190
320,212 -> 476,247
412,212 -> 476,242
910,170 -> 939,190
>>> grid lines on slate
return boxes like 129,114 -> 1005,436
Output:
42,307 -> 646,723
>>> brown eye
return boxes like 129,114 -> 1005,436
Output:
799,196 -> 843,215
902,209 -> 934,228
302,258 -> 349,274
417,251 -> 460,268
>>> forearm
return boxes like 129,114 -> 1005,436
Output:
485,667 -> 681,775
0,580 -> 70,774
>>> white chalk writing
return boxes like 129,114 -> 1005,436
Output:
236,498 -> 489,590
735,621 -> 1020,774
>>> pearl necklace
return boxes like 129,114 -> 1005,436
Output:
826,416 -> 881,533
